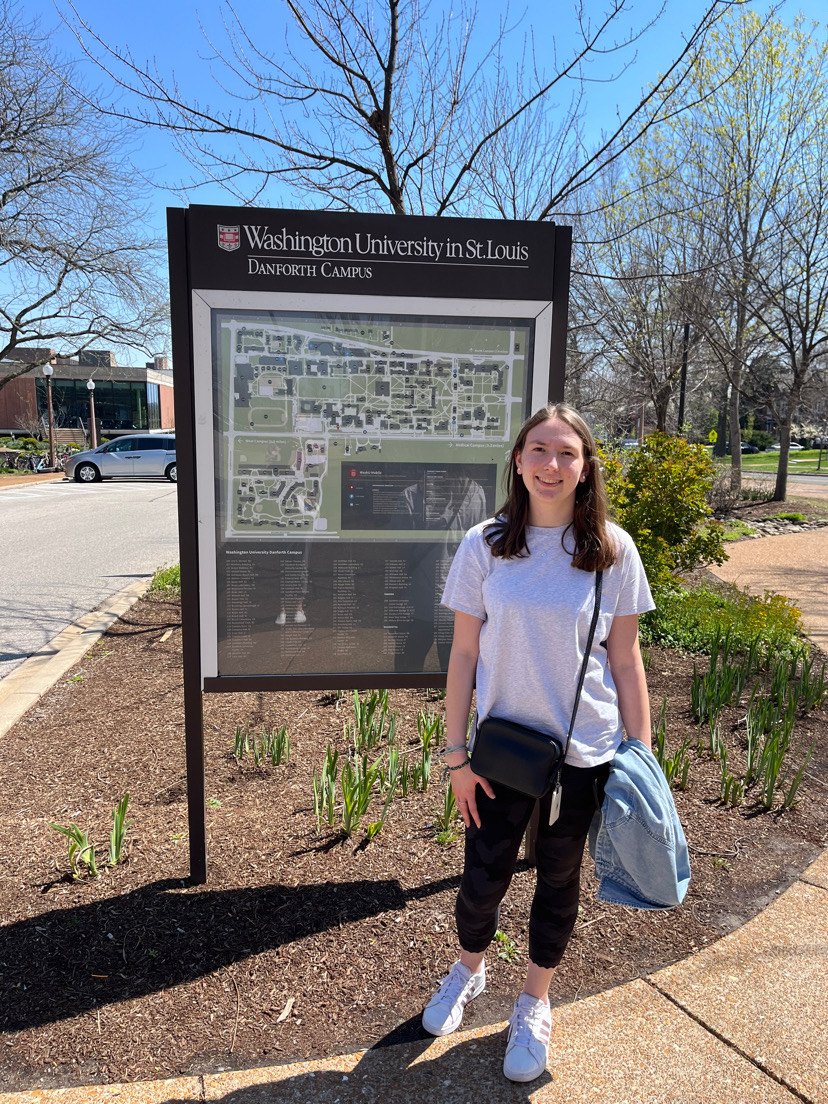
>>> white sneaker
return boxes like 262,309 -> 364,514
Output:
275,612 -> 286,626
294,610 -> 307,624
422,960 -> 485,1036
503,993 -> 552,1082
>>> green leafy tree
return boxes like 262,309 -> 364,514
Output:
577,11 -> 828,482
741,89 -> 828,500
604,434 -> 726,586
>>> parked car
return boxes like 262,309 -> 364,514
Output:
741,442 -> 760,453
64,434 -> 177,483
768,442 -> 804,451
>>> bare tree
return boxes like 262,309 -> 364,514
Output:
0,2 -> 167,394
13,410 -> 45,439
584,157 -> 719,432
63,0 -> 755,218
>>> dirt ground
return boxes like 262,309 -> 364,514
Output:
0,576 -> 826,1092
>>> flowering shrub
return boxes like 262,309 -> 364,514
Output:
639,583 -> 804,658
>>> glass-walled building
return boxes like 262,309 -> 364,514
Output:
0,349 -> 174,438
34,378 -> 163,431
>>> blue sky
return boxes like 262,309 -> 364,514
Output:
26,0 -> 827,239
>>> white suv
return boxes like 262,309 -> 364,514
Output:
65,434 -> 177,483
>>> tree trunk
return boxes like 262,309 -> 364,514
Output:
653,386 -> 670,433
713,379 -> 729,457
728,365 -> 742,492
772,421 -> 791,502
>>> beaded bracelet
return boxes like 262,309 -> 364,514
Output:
442,756 -> 471,783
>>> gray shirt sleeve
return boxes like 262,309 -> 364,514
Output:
441,523 -> 490,621
612,528 -> 656,617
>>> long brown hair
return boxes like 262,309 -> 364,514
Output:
483,403 -> 618,571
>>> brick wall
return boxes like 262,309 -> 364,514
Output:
160,383 -> 175,429
0,377 -> 38,435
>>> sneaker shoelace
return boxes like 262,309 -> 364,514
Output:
510,1000 -> 550,1047
436,966 -> 474,1006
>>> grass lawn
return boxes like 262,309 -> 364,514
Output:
716,449 -> 828,475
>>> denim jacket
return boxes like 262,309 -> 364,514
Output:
588,737 -> 690,910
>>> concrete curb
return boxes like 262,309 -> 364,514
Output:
0,577 -> 152,740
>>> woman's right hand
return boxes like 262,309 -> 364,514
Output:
451,764 -> 495,829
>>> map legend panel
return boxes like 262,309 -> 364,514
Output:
342,462 -> 497,531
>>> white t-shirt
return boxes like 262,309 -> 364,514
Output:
441,519 -> 655,767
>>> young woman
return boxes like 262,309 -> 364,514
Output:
422,403 -> 654,1083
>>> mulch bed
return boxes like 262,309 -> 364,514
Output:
0,586 -> 826,1093
0,472 -> 64,489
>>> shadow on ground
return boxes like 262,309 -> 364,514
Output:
0,875 -> 463,1033
151,1025 -> 543,1104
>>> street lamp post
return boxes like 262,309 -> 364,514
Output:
42,364 -> 56,469
86,379 -> 97,449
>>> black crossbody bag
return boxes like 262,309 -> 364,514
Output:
470,571 -> 603,823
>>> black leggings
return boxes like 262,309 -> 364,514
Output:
455,761 -> 610,970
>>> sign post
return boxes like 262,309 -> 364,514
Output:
168,205 -> 571,883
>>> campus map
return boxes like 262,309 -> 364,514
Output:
215,310 -> 529,537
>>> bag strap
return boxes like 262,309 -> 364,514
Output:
561,570 -> 603,765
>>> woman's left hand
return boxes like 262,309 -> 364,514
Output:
451,764 -> 495,829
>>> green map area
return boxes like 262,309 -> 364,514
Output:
215,310 -> 530,538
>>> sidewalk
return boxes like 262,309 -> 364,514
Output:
0,578 -> 150,740
1,530 -> 826,1103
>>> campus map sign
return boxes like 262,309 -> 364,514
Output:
169,205 -> 570,690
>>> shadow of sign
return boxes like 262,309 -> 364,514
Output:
0,872 -> 467,1035
0,877 -> 411,1032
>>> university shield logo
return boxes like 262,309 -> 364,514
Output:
217,225 -> 240,252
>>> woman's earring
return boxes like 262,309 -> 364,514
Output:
517,466 -> 522,474
579,474 -> 586,482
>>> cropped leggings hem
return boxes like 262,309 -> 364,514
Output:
455,761 -> 609,970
